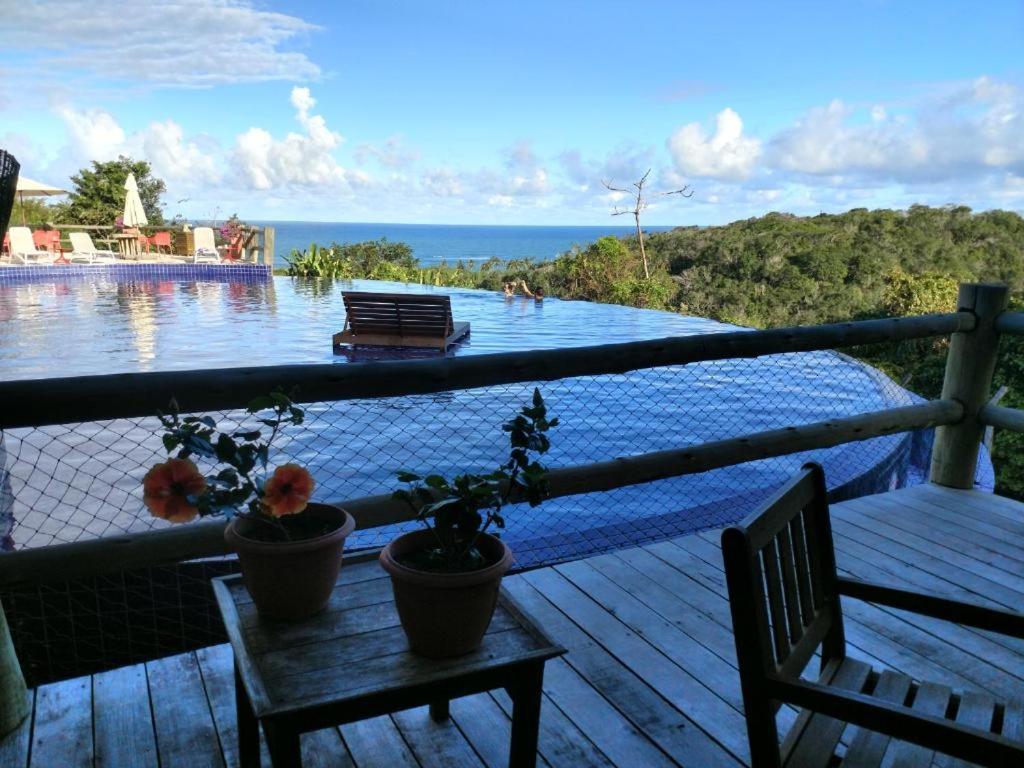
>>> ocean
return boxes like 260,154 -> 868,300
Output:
255,221 -> 677,270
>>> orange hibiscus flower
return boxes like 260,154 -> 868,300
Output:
143,458 -> 206,523
263,464 -> 315,517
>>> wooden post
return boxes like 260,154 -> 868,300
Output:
0,599 -> 28,737
929,282 -> 1009,489
263,226 -> 275,267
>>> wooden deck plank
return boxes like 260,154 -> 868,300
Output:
845,494 -> 1024,568
93,663 -> 158,768
30,676 -> 92,768
490,687 -> 615,768
339,715 -> 421,768
194,643 -> 272,768
147,652 -> 224,768
449,692 -> 551,768
520,566 -> 751,763
502,575 -> 703,768
390,706 -> 486,768
0,691 -> 32,768
7,486 -> 1024,768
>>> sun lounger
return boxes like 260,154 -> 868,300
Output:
7,227 -> 55,264
68,232 -> 119,263
333,292 -> 471,350
193,227 -> 220,263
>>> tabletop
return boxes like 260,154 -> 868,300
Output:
213,554 -> 564,720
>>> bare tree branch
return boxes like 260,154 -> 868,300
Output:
602,169 -> 694,280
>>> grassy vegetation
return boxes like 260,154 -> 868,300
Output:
283,205 -> 1024,498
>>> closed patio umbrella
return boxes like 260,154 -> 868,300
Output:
15,176 -> 69,225
122,172 -> 148,228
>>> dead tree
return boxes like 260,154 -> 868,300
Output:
603,169 -> 692,279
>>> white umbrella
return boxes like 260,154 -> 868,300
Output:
15,176 -> 69,225
122,173 -> 148,228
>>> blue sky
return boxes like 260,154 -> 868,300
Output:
3,1 -> 1022,225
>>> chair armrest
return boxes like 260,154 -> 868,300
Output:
837,577 -> 1024,639
768,676 -> 1024,765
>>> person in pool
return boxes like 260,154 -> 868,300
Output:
518,280 -> 544,301
503,282 -> 516,298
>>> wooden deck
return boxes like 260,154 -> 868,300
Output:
1,483 -> 1021,767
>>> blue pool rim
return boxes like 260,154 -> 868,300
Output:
0,263 -> 272,284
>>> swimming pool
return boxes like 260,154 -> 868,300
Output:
0,269 -> 984,564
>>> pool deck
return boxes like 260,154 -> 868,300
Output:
2,483 -> 1022,767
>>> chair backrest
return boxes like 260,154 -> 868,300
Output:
152,231 -> 172,247
0,152 -> 19,247
342,292 -> 454,338
69,232 -> 95,252
194,227 -> 216,252
32,230 -> 50,249
8,227 -> 36,253
722,463 -> 845,686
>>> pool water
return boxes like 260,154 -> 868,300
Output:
0,272 -> 982,563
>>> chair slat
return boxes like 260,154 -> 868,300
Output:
782,657 -> 872,768
775,526 -> 804,643
761,540 -> 792,666
946,692 -> 997,768
1002,700 -> 1024,742
788,513 -> 816,626
842,670 -> 912,768
878,682 -> 951,766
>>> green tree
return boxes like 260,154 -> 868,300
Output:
54,156 -> 166,225
9,198 -> 55,226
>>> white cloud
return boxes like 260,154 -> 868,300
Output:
668,108 -> 762,180
423,169 -> 463,197
354,136 -> 421,169
5,0 -> 320,88
143,121 -> 220,184
57,106 -> 126,161
233,87 -> 348,190
769,77 -> 1024,181
54,105 -> 219,186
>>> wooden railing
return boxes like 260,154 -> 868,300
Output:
0,305 -> 982,586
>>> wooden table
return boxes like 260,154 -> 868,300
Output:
111,232 -> 140,258
212,557 -> 564,768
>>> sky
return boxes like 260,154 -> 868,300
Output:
2,0 -> 1022,225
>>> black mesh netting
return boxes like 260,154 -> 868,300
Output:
0,348 -> 957,684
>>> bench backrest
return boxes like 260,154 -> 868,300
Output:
342,292 -> 454,338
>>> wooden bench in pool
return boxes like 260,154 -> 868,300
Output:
332,291 -> 471,350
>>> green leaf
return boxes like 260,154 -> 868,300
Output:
396,470 -> 421,483
424,474 -> 449,490
246,395 -> 274,413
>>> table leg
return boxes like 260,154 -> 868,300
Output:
264,720 -> 302,768
429,699 -> 450,721
508,663 -> 545,768
235,663 -> 260,768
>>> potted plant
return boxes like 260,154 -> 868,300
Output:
143,391 -> 355,621
383,388 -> 556,657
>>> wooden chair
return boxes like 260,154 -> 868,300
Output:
721,463 -> 1024,767
332,291 -> 470,351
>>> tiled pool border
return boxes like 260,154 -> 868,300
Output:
0,263 -> 272,284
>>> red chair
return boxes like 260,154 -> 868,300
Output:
33,230 -> 64,257
222,234 -> 244,262
138,234 -> 151,253
150,231 -> 173,255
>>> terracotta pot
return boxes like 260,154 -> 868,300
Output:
225,503 -> 355,621
380,530 -> 513,658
